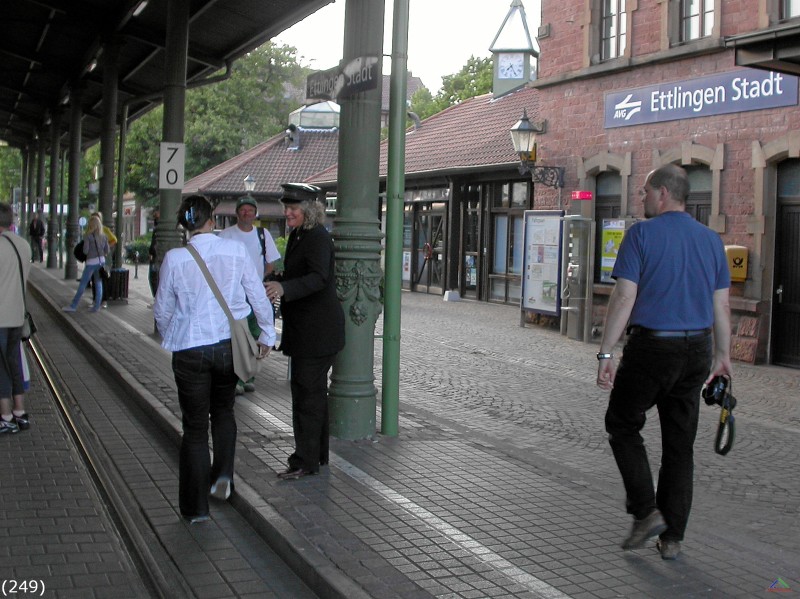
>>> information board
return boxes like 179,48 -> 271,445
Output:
521,210 -> 564,316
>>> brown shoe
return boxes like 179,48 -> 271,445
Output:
657,538 -> 681,560
277,467 -> 317,480
622,509 -> 667,550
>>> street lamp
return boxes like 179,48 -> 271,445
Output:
510,110 -> 565,188
243,174 -> 255,193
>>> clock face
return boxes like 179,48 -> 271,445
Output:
498,53 -> 524,79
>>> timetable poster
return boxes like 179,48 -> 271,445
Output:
521,211 -> 564,316
600,219 -> 626,283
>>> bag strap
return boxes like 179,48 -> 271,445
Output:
2,234 -> 29,315
185,243 -> 235,326
256,227 -> 267,264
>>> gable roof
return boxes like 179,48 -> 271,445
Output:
309,86 -> 539,185
184,127 -> 339,197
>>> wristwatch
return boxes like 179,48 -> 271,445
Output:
596,352 -> 614,360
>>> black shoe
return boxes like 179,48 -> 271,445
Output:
622,509 -> 667,550
277,467 -> 317,480
12,413 -> 30,431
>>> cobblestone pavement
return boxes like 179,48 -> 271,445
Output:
24,262 -> 800,598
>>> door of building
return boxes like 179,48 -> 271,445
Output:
773,161 -> 800,368
460,187 -> 481,299
413,207 -> 445,294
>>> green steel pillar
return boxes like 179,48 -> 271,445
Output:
114,104 -> 128,269
329,0 -> 386,440
154,0 -> 189,269
381,0 -> 410,436
99,40 -> 120,235
46,109 -> 61,269
19,148 -> 28,238
65,83 -> 83,281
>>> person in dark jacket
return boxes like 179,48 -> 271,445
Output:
265,183 -> 345,480
28,212 -> 45,262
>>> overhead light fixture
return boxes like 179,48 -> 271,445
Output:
510,109 -> 564,188
133,0 -> 148,17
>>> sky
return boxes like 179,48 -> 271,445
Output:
274,0 -> 541,94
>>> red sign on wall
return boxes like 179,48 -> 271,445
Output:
571,190 -> 593,200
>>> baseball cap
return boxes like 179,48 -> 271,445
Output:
280,183 -> 322,204
236,195 -> 258,211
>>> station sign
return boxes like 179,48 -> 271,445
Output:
306,56 -> 380,101
605,68 -> 798,128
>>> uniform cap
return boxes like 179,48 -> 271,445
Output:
280,182 -> 322,204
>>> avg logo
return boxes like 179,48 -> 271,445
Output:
767,578 -> 792,592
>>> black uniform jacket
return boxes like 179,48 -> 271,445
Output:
277,224 -> 345,358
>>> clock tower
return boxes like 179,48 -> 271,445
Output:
490,0 -> 538,98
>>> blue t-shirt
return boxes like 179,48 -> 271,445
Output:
612,211 -> 730,330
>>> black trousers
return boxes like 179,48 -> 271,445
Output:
172,340 -> 238,519
287,354 -> 335,472
605,332 -> 712,542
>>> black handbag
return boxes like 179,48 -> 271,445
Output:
73,239 -> 87,262
3,235 -> 36,341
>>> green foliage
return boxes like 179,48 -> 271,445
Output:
437,56 -> 493,107
0,146 -> 23,204
124,232 -> 152,263
408,55 -> 493,122
272,235 -> 287,273
125,42 -> 309,201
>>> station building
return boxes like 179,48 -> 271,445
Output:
531,0 -> 800,367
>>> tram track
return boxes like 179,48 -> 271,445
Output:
25,334 -> 193,599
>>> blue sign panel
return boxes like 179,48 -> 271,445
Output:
605,68 -> 798,128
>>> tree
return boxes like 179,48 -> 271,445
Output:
437,56 -> 493,107
125,42 -> 308,200
408,56 -> 493,122
0,146 -> 22,204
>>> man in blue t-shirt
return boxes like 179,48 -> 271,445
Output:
595,164 -> 732,560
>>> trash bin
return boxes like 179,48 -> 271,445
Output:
108,268 -> 129,300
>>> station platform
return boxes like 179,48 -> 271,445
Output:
13,259 -> 800,599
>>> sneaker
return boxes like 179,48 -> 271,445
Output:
235,383 -> 245,395
210,477 -> 231,500
12,413 -> 30,431
0,419 -> 19,434
621,509 -> 667,550
657,538 -> 681,560
89,306 -> 101,313
243,381 -> 255,392
62,305 -> 76,312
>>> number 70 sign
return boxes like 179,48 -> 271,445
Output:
159,142 -> 185,190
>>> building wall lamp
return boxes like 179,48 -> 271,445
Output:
510,109 -> 564,188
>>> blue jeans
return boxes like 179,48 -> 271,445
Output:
172,340 -> 238,519
69,263 -> 103,310
605,332 -> 712,541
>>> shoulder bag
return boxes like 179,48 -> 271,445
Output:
3,236 -> 37,341
185,244 -> 262,381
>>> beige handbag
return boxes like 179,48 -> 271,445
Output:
186,244 -> 262,381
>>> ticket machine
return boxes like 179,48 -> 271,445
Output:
560,216 -> 594,341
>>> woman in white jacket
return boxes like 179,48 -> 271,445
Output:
154,195 -> 275,523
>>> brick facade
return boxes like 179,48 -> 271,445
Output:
530,0 -> 800,366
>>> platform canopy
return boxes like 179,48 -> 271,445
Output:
0,0 -> 333,150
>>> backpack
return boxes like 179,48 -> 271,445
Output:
73,239 -> 87,262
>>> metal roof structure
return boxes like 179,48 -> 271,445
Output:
0,0 -> 333,151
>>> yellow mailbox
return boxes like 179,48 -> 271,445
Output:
725,245 -> 748,282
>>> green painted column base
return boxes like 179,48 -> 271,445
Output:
329,393 -> 377,440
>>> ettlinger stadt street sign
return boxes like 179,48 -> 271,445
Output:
306,56 -> 380,101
